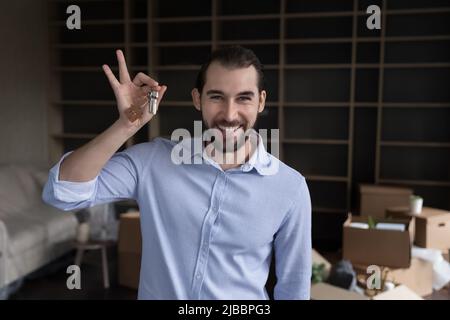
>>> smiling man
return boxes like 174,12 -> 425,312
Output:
42,46 -> 312,300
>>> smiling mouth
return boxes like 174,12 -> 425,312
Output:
216,125 -> 243,135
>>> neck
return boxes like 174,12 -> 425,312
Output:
204,133 -> 259,171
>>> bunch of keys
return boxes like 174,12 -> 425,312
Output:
125,90 -> 159,122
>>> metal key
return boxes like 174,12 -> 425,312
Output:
148,90 -> 159,115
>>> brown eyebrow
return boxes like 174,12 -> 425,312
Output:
237,91 -> 255,97
206,90 -> 224,96
206,90 -> 255,97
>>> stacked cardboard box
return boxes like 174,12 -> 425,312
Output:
415,207 -> 450,252
118,211 -> 141,289
359,184 -> 412,218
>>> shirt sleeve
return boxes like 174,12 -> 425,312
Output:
273,176 -> 312,300
42,143 -> 148,212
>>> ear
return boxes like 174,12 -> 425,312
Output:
258,90 -> 266,113
191,88 -> 201,111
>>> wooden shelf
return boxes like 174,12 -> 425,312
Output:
304,175 -> 349,183
312,207 -> 347,214
54,66 -> 145,72
52,35 -> 450,50
53,100 -> 116,106
284,138 -> 349,145
150,8 -> 450,23
52,133 -> 96,139
379,179 -> 450,187
381,141 -> 450,148
383,102 -> 450,108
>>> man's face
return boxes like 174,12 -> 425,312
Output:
191,62 -> 266,153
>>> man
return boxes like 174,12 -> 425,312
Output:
42,46 -> 312,300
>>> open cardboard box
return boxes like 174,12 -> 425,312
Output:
311,282 -> 423,300
311,248 -> 427,300
118,211 -> 142,289
359,184 -> 412,218
415,207 -> 450,252
343,214 -> 412,268
353,257 -> 433,297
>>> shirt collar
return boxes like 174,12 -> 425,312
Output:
174,129 -> 278,176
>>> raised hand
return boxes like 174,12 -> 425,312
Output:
102,49 -> 167,131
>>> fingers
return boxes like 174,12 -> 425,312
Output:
102,64 -> 120,90
116,49 -> 131,83
157,85 -> 168,103
133,72 -> 159,87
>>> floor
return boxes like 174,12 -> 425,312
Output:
10,245 -> 137,300
9,247 -> 450,300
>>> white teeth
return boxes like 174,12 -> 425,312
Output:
218,125 -> 240,131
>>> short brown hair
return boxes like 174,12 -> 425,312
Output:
195,45 -> 265,94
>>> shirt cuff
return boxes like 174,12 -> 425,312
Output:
51,151 -> 98,202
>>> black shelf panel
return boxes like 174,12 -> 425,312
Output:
60,47 -> 125,66
220,19 -> 279,41
159,46 -> 211,66
385,40 -> 450,63
285,69 -> 351,102
58,25 -> 124,43
286,0 -> 353,13
61,72 -> 115,101
284,108 -> 349,140
412,185 -> 450,210
286,16 -> 353,39
157,21 -> 211,42
286,43 -> 352,64
284,144 -> 348,177
308,180 -> 348,210
384,68 -> 450,102
220,0 -> 280,15
356,42 -> 380,63
382,108 -> 450,142
156,0 -> 211,17
386,0 -> 450,10
386,12 -> 450,37
159,107 -> 202,137
380,146 -> 450,181
63,105 -> 118,134
50,0 -> 124,20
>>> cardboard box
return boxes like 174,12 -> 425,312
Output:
343,214 -> 412,268
118,211 -> 142,289
354,257 -> 433,297
386,258 -> 433,297
359,184 -> 412,218
311,283 -> 423,300
414,207 -> 450,252
385,206 -> 415,244
311,282 -> 369,300
371,285 -> 423,300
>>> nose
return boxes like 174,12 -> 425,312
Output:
223,99 -> 238,122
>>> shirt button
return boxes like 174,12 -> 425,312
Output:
196,273 -> 202,279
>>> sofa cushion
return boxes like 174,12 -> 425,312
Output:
0,165 -> 47,214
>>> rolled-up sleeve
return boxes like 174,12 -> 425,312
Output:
42,143 -> 145,212
273,177 -> 312,300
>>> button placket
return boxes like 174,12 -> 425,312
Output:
191,173 -> 226,298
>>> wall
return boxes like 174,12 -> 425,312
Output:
0,1 -> 49,167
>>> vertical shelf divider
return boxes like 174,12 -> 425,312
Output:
347,0 -> 358,212
375,0 -> 388,183
148,0 -> 160,140
278,0 -> 286,161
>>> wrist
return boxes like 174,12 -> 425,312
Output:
111,119 -> 138,140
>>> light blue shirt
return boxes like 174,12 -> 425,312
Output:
42,132 -> 312,300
